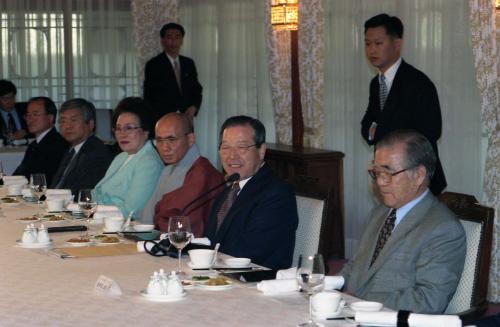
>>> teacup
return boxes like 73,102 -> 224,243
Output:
312,291 -> 344,315
104,216 -> 125,232
46,199 -> 65,212
188,249 -> 215,267
8,184 -> 24,196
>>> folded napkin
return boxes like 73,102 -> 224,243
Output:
275,267 -> 344,290
276,267 -> 297,279
12,139 -> 28,146
21,188 -> 33,197
257,279 -> 299,294
3,176 -> 28,185
97,205 -> 121,212
355,311 -> 461,327
136,237 -> 210,253
46,189 -> 72,195
46,194 -> 73,201
66,203 -> 80,211
94,210 -> 123,220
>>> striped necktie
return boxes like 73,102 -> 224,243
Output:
379,74 -> 388,110
173,59 -> 182,93
370,208 -> 397,266
216,183 -> 240,230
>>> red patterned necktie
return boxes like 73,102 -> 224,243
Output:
216,183 -> 240,230
370,208 -> 397,266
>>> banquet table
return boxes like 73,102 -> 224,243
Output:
0,146 -> 26,175
0,191 -> 361,327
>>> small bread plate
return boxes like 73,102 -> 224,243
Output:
93,234 -> 121,245
16,240 -> 53,248
140,290 -> 186,302
198,278 -> 234,291
349,301 -> 383,312
17,216 -> 41,223
223,257 -> 251,268
40,214 -> 66,222
187,261 -> 213,270
65,237 -> 93,247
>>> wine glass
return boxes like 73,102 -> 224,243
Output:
168,216 -> 193,274
296,254 -> 326,327
78,189 -> 97,238
30,173 -> 47,209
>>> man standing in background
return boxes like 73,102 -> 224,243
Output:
360,14 -> 446,195
143,23 -> 203,122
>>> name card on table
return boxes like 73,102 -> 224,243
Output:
94,275 -> 122,297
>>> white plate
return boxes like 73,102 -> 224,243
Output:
349,301 -> 383,312
17,217 -> 41,223
224,257 -> 251,268
198,281 -> 234,291
102,227 -> 122,233
65,240 -> 93,247
2,201 -> 21,207
40,215 -> 66,222
16,240 -> 53,248
140,290 -> 186,302
187,262 -> 213,270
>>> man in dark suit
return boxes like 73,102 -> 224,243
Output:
13,97 -> 68,185
360,14 -> 446,195
339,130 -> 465,313
50,98 -> 113,195
204,116 -> 298,273
0,79 -> 28,142
143,23 -> 202,122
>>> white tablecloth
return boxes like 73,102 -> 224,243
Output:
0,188 -> 361,327
0,146 -> 26,175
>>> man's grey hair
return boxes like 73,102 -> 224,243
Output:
60,98 -> 96,123
376,129 -> 436,182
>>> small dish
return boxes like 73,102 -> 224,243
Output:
16,240 -> 53,248
65,237 -> 93,247
198,278 -> 234,291
224,257 -> 251,268
133,224 -> 155,232
140,290 -> 186,302
187,262 -> 212,270
349,301 -> 383,312
17,216 -> 40,223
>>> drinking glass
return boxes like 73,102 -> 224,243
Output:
168,216 -> 193,274
30,173 -> 47,206
296,254 -> 326,327
78,189 -> 97,238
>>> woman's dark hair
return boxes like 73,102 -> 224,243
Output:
112,97 -> 154,138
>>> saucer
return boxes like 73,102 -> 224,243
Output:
313,307 -> 344,320
102,227 -> 122,233
140,290 -> 186,302
187,262 -> 213,270
16,240 -> 53,248
349,301 -> 383,312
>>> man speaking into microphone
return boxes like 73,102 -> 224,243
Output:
140,112 -> 223,236
204,116 -> 298,272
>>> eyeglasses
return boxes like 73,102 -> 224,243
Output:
368,167 -> 413,183
153,133 -> 190,147
112,125 -> 142,135
219,144 -> 257,156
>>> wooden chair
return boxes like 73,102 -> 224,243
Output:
439,192 -> 494,321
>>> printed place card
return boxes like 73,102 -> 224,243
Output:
94,275 -> 122,296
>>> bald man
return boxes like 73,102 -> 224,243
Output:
140,113 -> 223,237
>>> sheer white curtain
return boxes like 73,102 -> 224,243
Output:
323,0 -> 483,257
179,0 -> 274,165
0,0 -> 137,108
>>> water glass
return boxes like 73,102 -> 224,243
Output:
296,254 -> 325,327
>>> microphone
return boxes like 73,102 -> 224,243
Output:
181,173 -> 240,215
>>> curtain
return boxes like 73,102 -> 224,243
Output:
469,0 -> 500,302
130,0 -> 178,85
299,0 -> 325,148
0,0 -> 137,109
323,0 -> 483,258
179,0 -> 274,165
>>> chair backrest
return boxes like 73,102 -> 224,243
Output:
293,194 -> 327,266
439,192 -> 494,321
95,108 -> 113,142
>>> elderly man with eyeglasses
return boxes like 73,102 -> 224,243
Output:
338,129 -> 465,314
140,112 -> 223,237
203,115 -> 298,274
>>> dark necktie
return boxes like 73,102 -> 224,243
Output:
216,183 -> 240,230
370,208 -> 397,266
379,74 -> 388,110
7,113 -> 17,132
52,148 -> 76,188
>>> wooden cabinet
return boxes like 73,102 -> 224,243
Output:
265,143 -> 345,259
